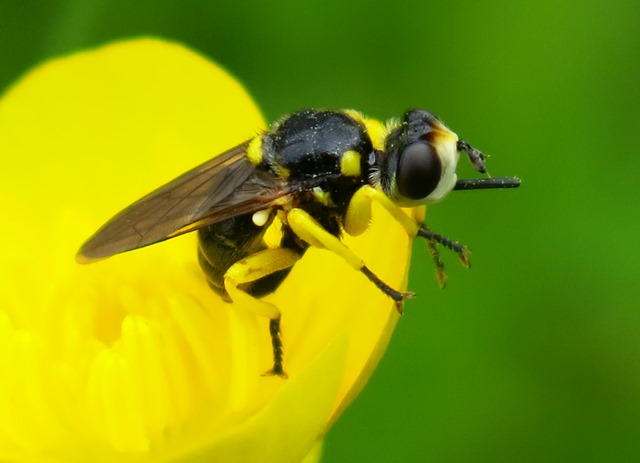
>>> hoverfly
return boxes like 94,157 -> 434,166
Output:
78,108 -> 520,377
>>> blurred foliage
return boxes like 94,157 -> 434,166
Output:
1,0 -> 639,461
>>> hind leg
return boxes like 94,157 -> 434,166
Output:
224,247 -> 301,378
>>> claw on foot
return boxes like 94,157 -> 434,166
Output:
435,268 -> 447,288
458,248 -> 471,269
262,366 -> 289,379
394,291 -> 416,314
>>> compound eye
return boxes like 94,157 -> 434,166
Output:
396,142 -> 442,200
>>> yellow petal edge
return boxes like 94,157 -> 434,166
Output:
0,38 -> 413,462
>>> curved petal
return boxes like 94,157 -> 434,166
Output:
0,38 -> 414,462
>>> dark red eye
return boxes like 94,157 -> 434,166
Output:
396,142 -> 442,200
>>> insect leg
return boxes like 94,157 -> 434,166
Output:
344,185 -> 420,237
345,185 -> 469,285
416,227 -> 470,267
224,247 -> 301,378
286,208 -> 414,313
426,238 -> 447,288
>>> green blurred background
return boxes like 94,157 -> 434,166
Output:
2,0 -> 638,461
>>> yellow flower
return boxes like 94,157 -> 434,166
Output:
0,38 -> 414,462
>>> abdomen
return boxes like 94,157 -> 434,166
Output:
197,213 -> 294,300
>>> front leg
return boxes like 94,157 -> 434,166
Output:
286,208 -> 414,313
417,225 -> 470,288
416,226 -> 470,268
344,185 -> 470,288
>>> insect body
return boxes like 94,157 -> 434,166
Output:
78,108 -> 520,377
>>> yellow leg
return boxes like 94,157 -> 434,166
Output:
344,185 -> 470,286
224,247 -> 301,378
344,185 -> 419,237
287,208 -> 414,309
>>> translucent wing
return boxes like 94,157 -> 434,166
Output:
77,142 -> 292,262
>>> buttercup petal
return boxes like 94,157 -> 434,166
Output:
0,38 -> 413,462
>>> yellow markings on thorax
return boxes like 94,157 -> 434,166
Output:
340,150 -> 361,177
248,135 -> 290,179
362,118 -> 389,151
274,163 -> 290,180
342,108 -> 394,152
246,136 -> 264,165
312,186 -> 334,206
342,109 -> 366,125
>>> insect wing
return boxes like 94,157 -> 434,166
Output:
77,142 -> 288,262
